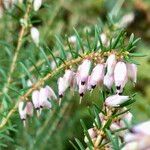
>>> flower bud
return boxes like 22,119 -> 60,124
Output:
126,63 -> 137,84
32,90 -> 40,109
123,135 -> 150,150
103,73 -> 114,89
119,13 -> 135,28
68,35 -> 77,44
114,61 -> 128,90
100,33 -> 107,45
30,27 -> 40,46
131,121 -> 150,135
105,94 -> 129,107
84,128 -> 97,143
89,64 -> 105,89
77,59 -> 91,85
33,0 -> 42,11
106,54 -> 117,76
63,69 -> 75,87
57,77 -> 68,98
25,102 -> 33,117
18,101 -> 26,120
39,88 -> 51,109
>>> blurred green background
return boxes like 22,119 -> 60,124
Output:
0,0 -> 150,149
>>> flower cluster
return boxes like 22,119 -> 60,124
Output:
18,85 -> 57,125
57,53 -> 137,105
18,51 -> 137,125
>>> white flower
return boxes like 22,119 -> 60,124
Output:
39,88 -> 51,109
106,54 -> 117,76
25,102 -> 33,117
88,64 -> 105,89
18,102 -> 26,120
63,69 -> 75,87
57,77 -> 68,97
100,33 -> 107,45
131,121 -> 150,135
126,63 -> 137,84
119,12 -> 135,28
33,0 -> 42,11
30,27 -> 40,46
84,128 -> 97,143
68,35 -> 77,44
103,73 -> 114,89
18,101 -> 33,125
105,94 -> 129,107
32,87 -> 52,110
114,61 -> 128,90
77,59 -> 91,85
32,90 -> 40,109
123,134 -> 150,150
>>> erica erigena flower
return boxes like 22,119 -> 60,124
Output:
84,128 -> 97,143
126,63 -> 137,84
30,27 -> 40,46
18,101 -> 33,125
131,121 -> 150,135
88,64 -> 105,89
33,0 -> 42,11
57,69 -> 74,98
103,73 -> 114,89
105,94 -> 129,107
32,85 -> 56,112
123,121 -> 150,150
68,35 -> 77,44
77,59 -> 91,85
105,54 -> 117,76
114,61 -> 128,91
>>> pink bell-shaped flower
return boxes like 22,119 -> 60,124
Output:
77,59 -> 91,85
84,128 -> 97,143
105,94 -> 129,107
123,121 -> 150,150
63,69 -> 75,87
25,102 -> 33,117
114,61 -> 128,91
106,54 -> 117,76
32,90 -> 40,110
33,0 -> 42,11
126,63 -> 137,84
57,77 -> 68,98
18,101 -> 33,126
39,88 -> 52,109
30,27 -> 40,46
103,73 -> 114,89
18,101 -> 26,121
88,64 -> 105,89
131,121 -> 150,135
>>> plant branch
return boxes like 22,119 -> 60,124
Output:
0,50 -> 127,129
0,2 -> 32,105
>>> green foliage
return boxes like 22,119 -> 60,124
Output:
0,0 -> 149,150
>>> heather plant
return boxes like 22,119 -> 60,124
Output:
0,0 -> 150,150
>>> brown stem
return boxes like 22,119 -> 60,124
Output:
0,2 -> 32,107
